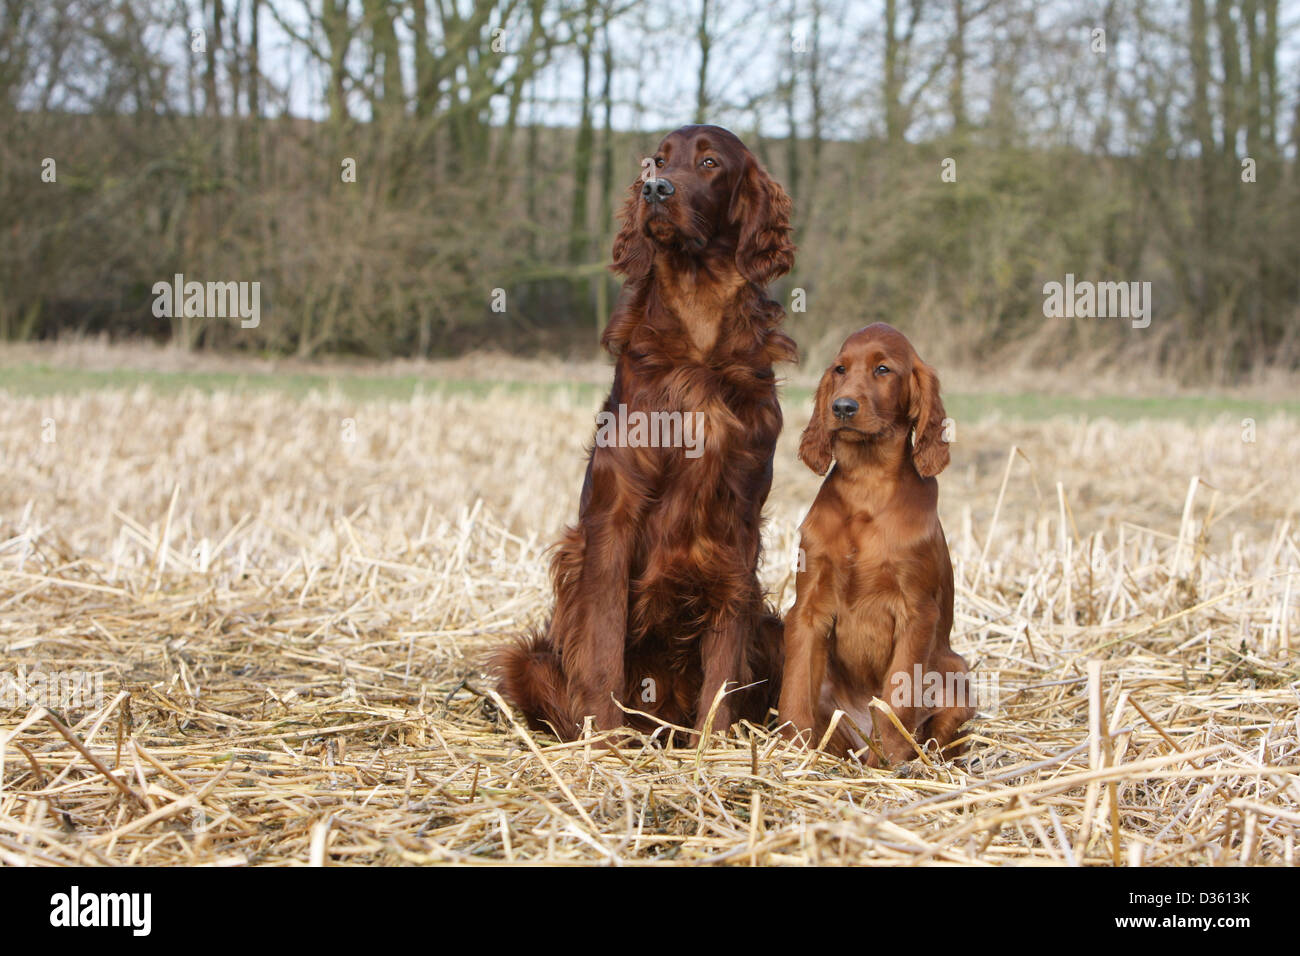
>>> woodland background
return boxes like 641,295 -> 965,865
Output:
1,0 -> 1297,379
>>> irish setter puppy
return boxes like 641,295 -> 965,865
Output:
497,126 -> 797,741
778,324 -> 974,765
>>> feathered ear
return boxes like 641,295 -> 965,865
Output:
798,368 -> 834,476
730,155 -> 794,286
610,178 -> 652,281
909,360 -> 950,478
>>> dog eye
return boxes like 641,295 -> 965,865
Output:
834,365 -> 846,375
700,157 -> 717,168
875,365 -> 890,376
654,157 -> 665,168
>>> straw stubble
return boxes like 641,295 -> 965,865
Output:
1,382 -> 1297,865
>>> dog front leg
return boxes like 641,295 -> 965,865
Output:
777,553 -> 836,746
871,601 -> 942,767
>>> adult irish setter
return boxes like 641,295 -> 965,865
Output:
497,125 -> 797,741
778,324 -> 974,765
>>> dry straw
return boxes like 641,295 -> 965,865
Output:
0,381 -> 1297,865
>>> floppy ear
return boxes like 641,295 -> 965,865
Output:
610,178 -> 652,281
730,155 -> 795,286
798,368 -> 834,476
909,360 -> 950,477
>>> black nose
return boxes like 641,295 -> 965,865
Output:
832,397 -> 859,420
641,177 -> 675,204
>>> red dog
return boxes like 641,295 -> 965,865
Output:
497,126 -> 796,740
778,324 -> 974,764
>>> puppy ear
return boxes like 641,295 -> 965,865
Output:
909,360 -> 950,478
730,155 -> 795,286
798,369 -> 834,476
610,177 -> 652,280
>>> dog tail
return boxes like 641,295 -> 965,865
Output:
493,630 -> 578,739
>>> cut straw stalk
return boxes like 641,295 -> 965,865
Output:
1,386 -> 1296,865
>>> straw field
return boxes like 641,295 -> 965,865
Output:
1,369 -> 1298,866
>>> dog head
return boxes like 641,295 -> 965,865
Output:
798,323 -> 949,478
611,125 -> 794,286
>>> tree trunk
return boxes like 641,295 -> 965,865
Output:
1243,0 -> 1261,156
323,0 -> 352,128
1190,0 -> 1214,156
695,0 -> 711,123
569,0 -> 597,265
597,19 -> 615,343
204,0 -> 224,116
782,0 -> 800,210
1214,0 -> 1242,154
412,0 -> 435,119
949,0 -> 967,135
808,0 -> 824,187
248,0 -> 261,118
884,0 -> 903,143
1261,0 -> 1278,150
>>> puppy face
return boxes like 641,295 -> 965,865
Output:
799,323 -> 949,477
